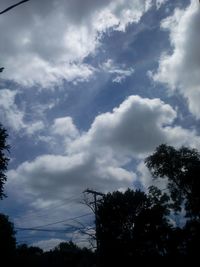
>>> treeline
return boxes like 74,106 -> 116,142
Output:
1,124 -> 200,266
96,144 -> 200,266
16,242 -> 95,267
0,223 -> 95,267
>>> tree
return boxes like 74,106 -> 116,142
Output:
145,144 -> 200,218
0,124 -> 10,199
16,244 -> 44,267
96,189 -> 171,266
145,145 -> 200,265
0,213 -> 16,262
44,241 -> 95,267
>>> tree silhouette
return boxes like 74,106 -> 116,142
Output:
0,124 -> 9,199
16,244 -> 44,267
96,189 -> 172,266
0,213 -> 16,263
42,241 -> 95,267
145,144 -> 200,218
145,144 -> 200,265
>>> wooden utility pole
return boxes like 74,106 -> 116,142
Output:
83,189 -> 104,264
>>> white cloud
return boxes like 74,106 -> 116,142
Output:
26,121 -> 45,135
35,116 -> 80,153
137,162 -> 152,190
94,0 -> 152,32
32,238 -> 66,251
152,0 -> 200,118
6,95 -> 200,206
101,59 -> 134,83
72,95 -> 200,157
0,0 -> 152,87
51,117 -> 79,139
4,94 -> 200,238
0,89 -> 25,131
32,234 -> 92,250
0,89 -> 45,134
155,0 -> 168,9
2,61 -> 95,88
136,161 -> 168,192
8,152 -> 135,202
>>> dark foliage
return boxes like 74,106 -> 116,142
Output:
0,124 -> 9,199
95,145 -> 200,266
16,244 -> 44,267
1,144 -> 200,266
44,241 -> 96,267
96,188 -> 172,266
0,213 -> 16,262
15,241 -> 96,267
145,144 -> 200,218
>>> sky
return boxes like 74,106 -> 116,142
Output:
0,0 -> 200,251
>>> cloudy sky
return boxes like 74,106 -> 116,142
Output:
0,0 -> 200,250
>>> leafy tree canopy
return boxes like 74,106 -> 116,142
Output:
0,124 -> 9,199
145,144 -> 200,218
96,188 -> 171,266
0,213 -> 16,257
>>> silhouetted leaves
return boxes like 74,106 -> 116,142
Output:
96,189 -> 172,266
15,241 -> 96,267
145,144 -> 200,218
0,213 -> 16,262
1,142 -> 200,266
0,124 -> 10,199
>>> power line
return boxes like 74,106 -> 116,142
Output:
0,0 -> 30,15
17,235 -> 67,241
16,228 -> 71,233
16,226 -> 95,241
16,224 -> 96,251
13,193 -> 84,221
15,212 -> 93,229
17,224 -> 95,237
4,200 -> 76,222
16,225 -> 95,245
15,208 -> 94,248
17,198 -> 82,222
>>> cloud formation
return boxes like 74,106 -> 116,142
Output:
1,0 -> 198,248
0,89 -> 44,134
152,0 -> 200,118
32,238 -> 66,251
71,95 -> 200,157
0,89 -> 25,131
51,117 -> 79,139
0,0 -> 152,87
101,59 -> 134,83
7,95 -> 200,206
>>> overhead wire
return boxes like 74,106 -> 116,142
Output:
16,224 -> 95,247
15,198 -> 95,246
0,0 -> 30,15
15,212 -> 94,230
14,194 -> 84,221
1,193 -> 83,221
2,192 -> 94,226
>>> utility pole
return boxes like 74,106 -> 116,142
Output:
83,189 -> 104,266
